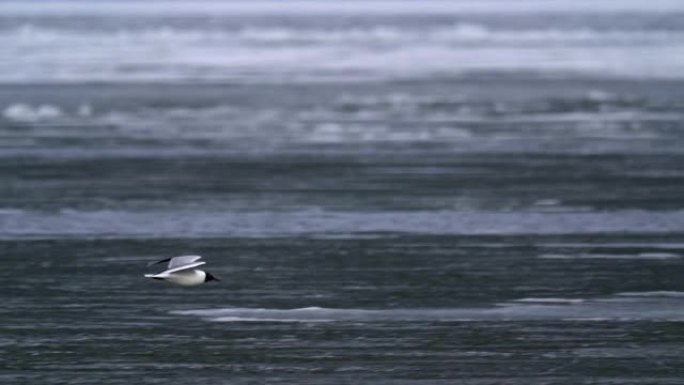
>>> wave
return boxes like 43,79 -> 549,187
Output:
539,252 -> 681,260
2,0 -> 684,16
4,99 -> 681,147
507,298 -> 585,305
2,23 -> 684,83
2,104 -> 63,123
617,291 -> 684,298
6,23 -> 682,47
535,242 -> 684,250
1,210 -> 684,239
173,293 -> 684,323
170,306 -> 513,323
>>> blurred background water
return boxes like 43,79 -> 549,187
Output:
1,1 -> 684,384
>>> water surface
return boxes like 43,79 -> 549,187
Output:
1,1 -> 684,384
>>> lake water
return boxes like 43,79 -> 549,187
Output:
1,1 -> 684,384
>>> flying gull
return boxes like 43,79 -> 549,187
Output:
144,255 -> 219,286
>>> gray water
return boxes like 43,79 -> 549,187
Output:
2,1 -> 684,384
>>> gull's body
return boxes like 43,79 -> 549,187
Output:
144,255 -> 219,287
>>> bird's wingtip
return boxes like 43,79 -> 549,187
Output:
147,257 -> 171,267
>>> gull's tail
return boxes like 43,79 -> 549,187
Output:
144,274 -> 165,281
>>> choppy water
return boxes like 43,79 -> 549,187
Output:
2,1 -> 684,384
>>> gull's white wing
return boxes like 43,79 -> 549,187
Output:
154,261 -> 206,277
148,255 -> 203,269
167,255 -> 203,269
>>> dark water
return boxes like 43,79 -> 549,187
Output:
2,2 -> 684,384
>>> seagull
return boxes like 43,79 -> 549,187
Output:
144,255 -> 220,286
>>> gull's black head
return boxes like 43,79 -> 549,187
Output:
204,272 -> 220,282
